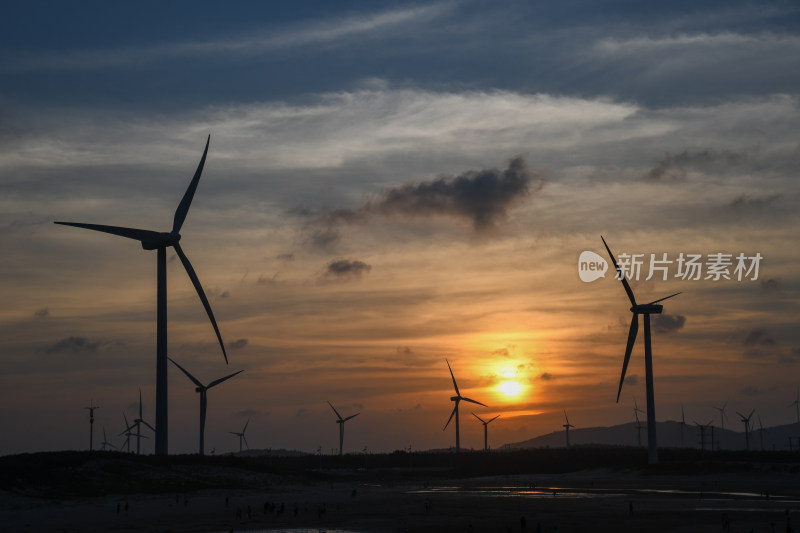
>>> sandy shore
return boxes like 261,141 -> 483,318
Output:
3,469 -> 799,533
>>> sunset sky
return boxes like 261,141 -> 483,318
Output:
1,1 -> 799,456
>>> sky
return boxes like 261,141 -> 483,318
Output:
1,0 -> 799,456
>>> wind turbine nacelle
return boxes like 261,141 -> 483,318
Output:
632,304 -> 663,314
450,396 -> 460,402
141,232 -> 181,250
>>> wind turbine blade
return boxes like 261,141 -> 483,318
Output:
681,404 -> 685,423
443,405 -> 457,430
141,419 -> 156,432
472,412 -> 486,424
172,135 -> 210,234
446,358 -> 460,396
243,434 -> 249,449
139,388 -> 143,419
564,410 -> 570,425
616,314 -> 639,402
487,415 -> 500,424
54,222 -> 161,243
645,292 -> 682,306
601,236 -> 637,306
242,418 -> 249,433
208,369 -> 244,389
461,397 -> 487,407
327,401 -> 344,421
736,411 -> 746,419
748,408 -> 755,420
344,413 -> 360,422
173,242 -> 228,364
168,358 -> 204,389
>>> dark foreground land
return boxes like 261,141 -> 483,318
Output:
1,447 -> 799,532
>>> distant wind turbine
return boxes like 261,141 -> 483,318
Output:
736,409 -> 755,451
55,136 -> 227,455
230,419 -> 249,453
562,410 -> 575,449
100,426 -> 116,451
790,388 -> 800,424
602,236 -> 680,465
443,359 -> 486,452
713,400 -> 729,449
678,404 -> 687,447
758,415 -> 766,451
169,358 -> 243,455
328,402 -> 360,456
85,400 -> 99,451
132,389 -> 155,454
472,413 -> 500,451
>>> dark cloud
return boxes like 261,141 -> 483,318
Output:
492,348 -> 510,357
759,278 -> 782,294
641,150 -> 746,182
295,408 -> 308,418
539,372 -> 554,380
324,259 -> 372,279
624,374 -> 639,386
300,157 -> 543,247
743,328 -> 775,347
257,272 -> 279,285
45,336 -> 102,355
33,308 -> 49,318
396,346 -> 413,355
652,313 -> 686,334
228,338 -> 248,350
740,386 -> 764,396
238,408 -> 259,418
276,253 -> 295,261
729,193 -> 782,210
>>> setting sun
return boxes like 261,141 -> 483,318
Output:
497,379 -> 523,398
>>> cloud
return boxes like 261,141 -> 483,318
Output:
624,374 -> 639,386
759,278 -> 782,294
492,348 -> 510,357
640,150 -> 746,182
5,4 -> 452,71
303,156 -> 543,246
33,308 -> 49,318
742,328 -> 775,347
228,338 -> 248,350
652,314 -> 686,334
396,346 -> 413,355
324,259 -> 372,279
729,193 -> 783,210
238,408 -> 260,418
539,372 -> 554,381
740,386 -> 764,396
44,336 -> 102,355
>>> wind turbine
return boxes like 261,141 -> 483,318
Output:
633,405 -> 645,447
758,415 -> 766,451
328,401 -> 360,456
127,389 -> 155,455
55,136 -> 227,455
713,400 -> 729,449
472,413 -> 500,451
443,359 -> 486,452
85,400 -> 99,451
602,236 -> 680,465
678,404 -> 687,447
562,410 -> 575,449
230,419 -> 249,453
790,387 -> 800,424
169,358 -> 243,455
736,409 -> 755,451
100,426 -> 117,451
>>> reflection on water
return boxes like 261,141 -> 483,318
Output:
409,485 -> 800,503
212,529 -> 360,533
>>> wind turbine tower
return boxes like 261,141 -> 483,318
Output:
713,400 -> 728,449
679,404 -> 687,447
230,419 -> 250,453
602,237 -> 680,465
443,359 -> 486,452
472,413 -> 500,451
169,358 -> 243,455
56,136 -> 227,455
737,409 -> 755,451
790,388 -> 800,425
85,400 -> 99,451
562,410 -> 575,449
328,401 -> 360,456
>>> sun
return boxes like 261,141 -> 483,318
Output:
497,380 -> 523,397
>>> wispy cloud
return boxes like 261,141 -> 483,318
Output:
4,4 -> 454,71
